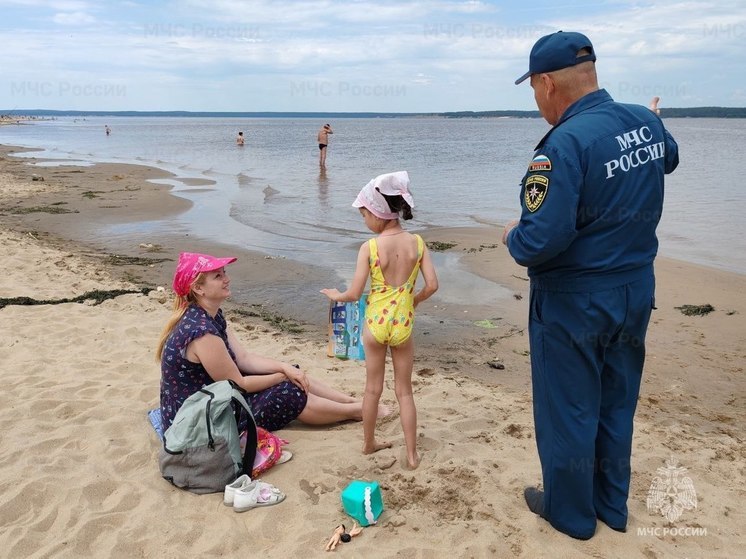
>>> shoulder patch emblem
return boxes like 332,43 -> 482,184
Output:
528,154 -> 552,172
524,175 -> 549,212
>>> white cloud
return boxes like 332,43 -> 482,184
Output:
1,0 -> 744,111
412,72 -> 433,85
52,10 -> 95,24
0,0 -> 91,9
179,0 -> 493,25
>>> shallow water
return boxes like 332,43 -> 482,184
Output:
1,115 -> 744,275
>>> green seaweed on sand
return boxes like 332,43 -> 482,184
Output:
465,243 -> 500,253
9,205 -> 78,214
426,241 -> 457,251
675,304 -> 715,316
0,288 -> 151,310
104,254 -> 171,266
229,306 -> 305,334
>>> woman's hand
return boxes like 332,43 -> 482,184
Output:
283,365 -> 310,392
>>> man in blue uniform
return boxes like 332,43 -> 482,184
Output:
503,31 -> 679,539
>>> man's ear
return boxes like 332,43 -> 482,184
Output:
541,73 -> 555,97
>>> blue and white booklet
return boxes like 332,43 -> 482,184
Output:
327,295 -> 367,360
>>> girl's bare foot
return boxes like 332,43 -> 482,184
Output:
377,404 -> 392,418
362,440 -> 392,455
405,451 -> 421,470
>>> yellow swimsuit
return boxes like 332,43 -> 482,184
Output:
365,234 -> 424,346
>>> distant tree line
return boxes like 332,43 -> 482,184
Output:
654,107 -> 746,118
442,107 -> 746,118
441,110 -> 540,118
3,107 -> 746,119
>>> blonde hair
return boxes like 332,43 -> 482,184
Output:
155,272 -> 205,361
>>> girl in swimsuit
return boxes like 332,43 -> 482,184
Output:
321,171 -> 438,469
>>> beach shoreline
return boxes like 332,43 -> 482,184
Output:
1,143 -> 744,557
0,143 -> 538,388
2,142 -> 744,389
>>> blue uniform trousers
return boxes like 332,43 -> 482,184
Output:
528,273 -> 655,539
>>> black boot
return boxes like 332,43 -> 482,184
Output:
523,487 -> 546,519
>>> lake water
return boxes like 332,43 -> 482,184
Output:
1,115 -> 744,276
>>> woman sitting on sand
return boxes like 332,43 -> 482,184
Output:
157,251 -> 387,432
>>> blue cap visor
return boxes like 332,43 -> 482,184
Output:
514,52 -> 596,85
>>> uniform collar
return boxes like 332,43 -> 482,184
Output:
535,88 -> 613,150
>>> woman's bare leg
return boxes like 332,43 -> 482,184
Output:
297,393 -> 363,425
307,376 -> 359,404
297,380 -> 392,426
391,337 -> 419,469
306,372 -> 391,418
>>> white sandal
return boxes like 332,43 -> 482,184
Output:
224,475 -> 282,506
277,449 -> 293,465
224,474 -> 251,506
233,479 -> 286,512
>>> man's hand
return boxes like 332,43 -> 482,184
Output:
649,96 -> 661,115
502,219 -> 519,245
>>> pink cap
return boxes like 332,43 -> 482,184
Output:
172,252 -> 237,296
352,171 -> 414,220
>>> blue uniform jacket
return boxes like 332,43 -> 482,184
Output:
507,89 -> 679,292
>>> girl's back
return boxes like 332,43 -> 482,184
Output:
374,232 -> 420,287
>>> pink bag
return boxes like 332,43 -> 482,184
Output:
240,427 -> 289,477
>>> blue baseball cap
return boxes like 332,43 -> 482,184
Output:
515,31 -> 596,85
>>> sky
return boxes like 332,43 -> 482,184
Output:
1,0 -> 745,112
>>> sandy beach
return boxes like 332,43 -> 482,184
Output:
1,144 -> 744,558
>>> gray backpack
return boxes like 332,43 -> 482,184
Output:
159,380 -> 257,494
